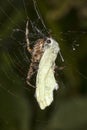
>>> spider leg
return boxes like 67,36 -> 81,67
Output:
26,63 -> 38,88
26,20 -> 32,53
54,65 -> 65,73
27,67 -> 37,80
26,80 -> 35,88
26,69 -> 37,88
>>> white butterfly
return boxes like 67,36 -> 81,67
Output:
35,37 -> 60,109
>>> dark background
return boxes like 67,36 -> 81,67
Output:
0,0 -> 87,130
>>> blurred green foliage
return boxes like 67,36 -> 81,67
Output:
0,0 -> 87,130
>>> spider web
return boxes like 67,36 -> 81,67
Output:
0,0 -> 87,130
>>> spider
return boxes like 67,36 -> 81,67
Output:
25,20 -> 50,87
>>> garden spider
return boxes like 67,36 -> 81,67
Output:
25,20 -> 52,88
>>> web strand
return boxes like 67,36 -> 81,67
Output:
0,6 -> 21,28
22,0 -> 28,18
32,0 -> 48,32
